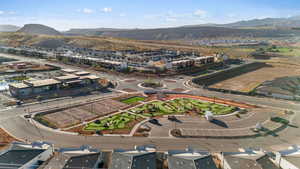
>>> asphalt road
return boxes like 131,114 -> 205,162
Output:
0,53 -> 299,152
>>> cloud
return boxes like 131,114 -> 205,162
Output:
194,9 -> 207,18
77,8 -> 94,14
101,7 -> 112,13
119,13 -> 126,17
0,11 -> 4,15
83,8 -> 94,14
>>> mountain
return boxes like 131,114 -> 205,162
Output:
97,26 -> 299,40
223,16 -> 300,28
0,25 -> 20,32
17,24 -> 61,35
64,28 -> 131,36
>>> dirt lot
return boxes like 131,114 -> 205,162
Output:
39,99 -> 129,129
0,128 -> 19,150
210,60 -> 300,92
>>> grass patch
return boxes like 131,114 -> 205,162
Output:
121,96 -> 145,104
84,113 -> 140,131
33,114 -> 57,129
129,98 -> 237,117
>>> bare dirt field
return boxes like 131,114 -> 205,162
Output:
0,128 -> 19,150
40,99 -> 128,129
210,60 -> 300,92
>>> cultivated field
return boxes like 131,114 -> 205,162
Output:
210,61 -> 300,93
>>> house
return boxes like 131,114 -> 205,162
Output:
40,145 -> 104,169
0,141 -> 54,169
167,148 -> 218,169
273,145 -> 300,169
218,148 -> 281,169
109,145 -> 156,169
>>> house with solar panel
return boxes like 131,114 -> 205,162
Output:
40,145 -> 104,169
109,145 -> 156,169
167,147 -> 218,169
0,141 -> 54,169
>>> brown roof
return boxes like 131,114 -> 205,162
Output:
9,83 -> 29,89
28,79 -> 61,87
55,75 -> 79,81
79,75 -> 100,80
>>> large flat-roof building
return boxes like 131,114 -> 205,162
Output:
9,71 -> 102,99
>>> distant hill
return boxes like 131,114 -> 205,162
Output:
97,26 -> 300,40
18,24 -> 61,35
64,28 -> 130,36
223,16 -> 300,28
0,25 -> 20,32
62,16 -> 300,40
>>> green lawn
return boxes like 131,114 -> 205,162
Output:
84,113 -> 139,131
129,98 -> 237,117
121,96 -> 146,104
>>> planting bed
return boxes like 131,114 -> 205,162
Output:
121,96 -> 146,104
85,113 -> 140,131
129,98 -> 237,117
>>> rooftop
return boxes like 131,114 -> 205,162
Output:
25,79 -> 61,87
55,75 -> 80,81
0,149 -> 45,168
284,156 -> 300,167
79,75 -> 100,80
75,71 -> 90,76
61,69 -> 77,73
9,83 -> 29,89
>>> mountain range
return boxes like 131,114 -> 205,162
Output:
1,16 -> 300,40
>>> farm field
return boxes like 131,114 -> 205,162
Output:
128,98 -> 237,117
84,113 -> 142,131
210,61 -> 300,93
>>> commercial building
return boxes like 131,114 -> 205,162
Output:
9,71 -> 101,99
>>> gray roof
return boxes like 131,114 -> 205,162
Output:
284,156 -> 300,168
63,153 -> 102,169
168,154 -> 218,169
0,149 -> 45,168
109,151 -> 156,169
224,154 -> 281,169
42,152 -> 102,169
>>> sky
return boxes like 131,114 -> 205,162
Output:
0,0 -> 300,30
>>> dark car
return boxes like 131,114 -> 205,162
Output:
149,119 -> 159,125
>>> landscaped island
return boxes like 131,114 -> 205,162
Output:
128,98 -> 237,117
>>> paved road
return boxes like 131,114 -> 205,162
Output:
0,53 -> 299,151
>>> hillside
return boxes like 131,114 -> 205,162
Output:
223,16 -> 300,28
0,32 -> 221,55
65,26 -> 300,41
64,28 -> 130,36
0,25 -> 20,32
17,24 -> 61,35
98,26 -> 299,40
